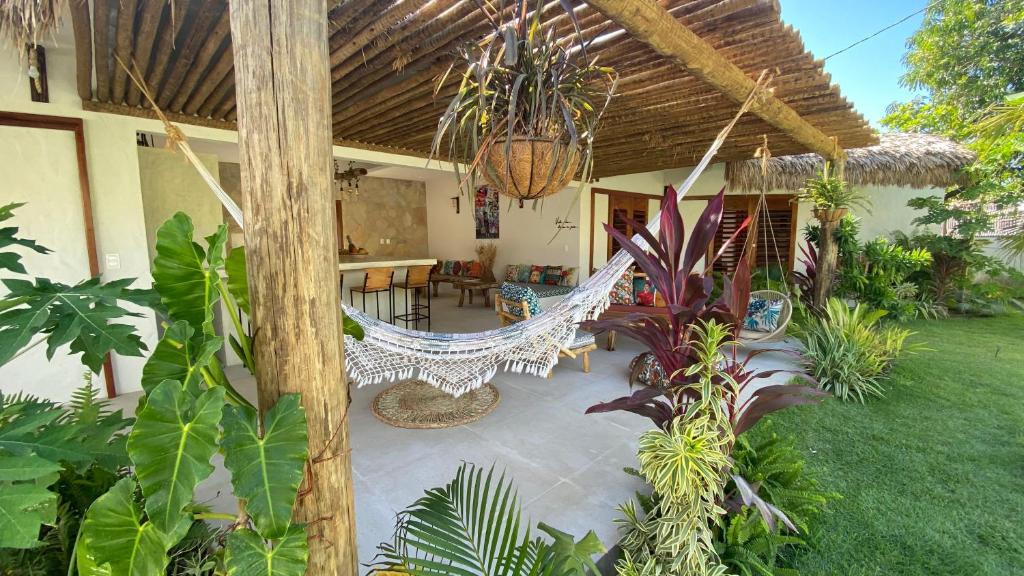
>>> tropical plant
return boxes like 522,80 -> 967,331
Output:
0,202 -> 153,372
0,380 -> 131,573
839,237 -> 937,321
371,461 -> 604,576
796,163 -> 871,213
583,186 -> 824,433
794,299 -> 915,403
431,0 -> 616,198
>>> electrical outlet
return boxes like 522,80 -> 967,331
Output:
386,238 -> 391,245
105,253 -> 121,270
379,238 -> 385,245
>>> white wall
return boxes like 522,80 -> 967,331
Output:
424,176 -> 583,278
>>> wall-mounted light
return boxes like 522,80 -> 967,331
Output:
334,160 -> 367,199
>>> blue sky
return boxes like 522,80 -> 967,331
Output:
779,0 -> 929,130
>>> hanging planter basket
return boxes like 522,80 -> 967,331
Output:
482,137 -> 581,201
813,207 -> 849,223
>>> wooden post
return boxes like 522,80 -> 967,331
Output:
812,212 -> 839,308
229,1 -> 357,574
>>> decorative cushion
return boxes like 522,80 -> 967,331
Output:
569,330 -> 596,349
441,260 -> 455,275
609,269 -> 634,305
635,279 -> 656,306
543,266 -> 562,285
528,265 -> 545,284
744,296 -> 784,333
460,260 -> 475,276
516,264 -> 532,283
630,352 -> 668,388
468,261 -> 483,278
451,260 -> 464,276
500,282 -> 542,318
559,267 -> 578,287
505,264 -> 520,282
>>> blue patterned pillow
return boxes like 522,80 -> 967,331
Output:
744,296 -> 784,332
516,264 -> 532,283
500,282 -> 542,318
441,260 -> 455,275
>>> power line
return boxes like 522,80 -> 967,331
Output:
823,1 -> 938,62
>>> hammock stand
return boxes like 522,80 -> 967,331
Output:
155,72 -> 774,398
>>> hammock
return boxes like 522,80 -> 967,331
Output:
162,74 -> 769,397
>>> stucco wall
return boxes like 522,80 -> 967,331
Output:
338,176 -> 428,258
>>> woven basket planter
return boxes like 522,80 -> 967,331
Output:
813,207 -> 849,223
483,137 -> 581,200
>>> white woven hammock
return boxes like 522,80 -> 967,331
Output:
172,83 -> 762,397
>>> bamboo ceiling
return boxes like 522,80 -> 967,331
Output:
69,0 -> 877,178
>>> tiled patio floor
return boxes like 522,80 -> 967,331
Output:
109,289 -> 802,572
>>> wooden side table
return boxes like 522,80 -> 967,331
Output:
455,280 -> 500,307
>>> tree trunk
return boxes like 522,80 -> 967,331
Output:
813,217 -> 838,307
229,1 -> 358,574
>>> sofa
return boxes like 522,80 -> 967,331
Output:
502,264 -> 578,302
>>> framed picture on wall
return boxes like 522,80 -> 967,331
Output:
474,185 -> 499,239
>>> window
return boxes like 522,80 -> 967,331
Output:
710,195 -> 796,275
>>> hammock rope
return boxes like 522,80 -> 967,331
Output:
157,69 -> 772,397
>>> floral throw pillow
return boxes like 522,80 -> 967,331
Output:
609,269 -> 634,305
500,282 -> 542,318
441,260 -> 455,275
451,260 -> 463,276
468,261 -> 483,278
559,267 -> 578,287
635,279 -> 656,306
543,266 -> 562,285
744,296 -> 784,332
505,265 -> 520,282
516,264 -> 532,283
528,265 -> 545,284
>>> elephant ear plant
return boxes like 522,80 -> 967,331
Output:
0,204 -> 363,575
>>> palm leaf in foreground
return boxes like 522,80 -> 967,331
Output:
373,462 -> 602,576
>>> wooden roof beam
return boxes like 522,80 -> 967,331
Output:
584,0 -> 845,160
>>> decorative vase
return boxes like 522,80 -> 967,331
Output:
813,207 -> 849,223
482,137 -> 581,200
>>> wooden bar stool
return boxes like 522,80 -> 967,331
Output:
392,264 -> 432,330
350,267 -> 394,322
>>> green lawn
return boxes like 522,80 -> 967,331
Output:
750,314 -> 1024,575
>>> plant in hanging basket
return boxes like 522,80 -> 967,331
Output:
431,0 -> 617,201
797,161 -> 871,220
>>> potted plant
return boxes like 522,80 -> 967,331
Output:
431,0 -> 617,201
798,161 -> 870,222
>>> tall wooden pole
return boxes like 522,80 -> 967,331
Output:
229,1 -> 358,574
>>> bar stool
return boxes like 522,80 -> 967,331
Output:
392,265 -> 432,330
350,267 -> 394,322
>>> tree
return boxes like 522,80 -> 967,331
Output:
883,0 -> 1024,239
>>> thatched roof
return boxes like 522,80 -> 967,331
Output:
67,0 -> 876,177
725,132 -> 977,191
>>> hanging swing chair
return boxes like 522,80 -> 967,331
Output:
738,137 -> 794,344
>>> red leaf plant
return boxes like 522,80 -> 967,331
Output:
582,186 -> 826,435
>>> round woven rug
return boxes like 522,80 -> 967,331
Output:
371,380 -> 500,429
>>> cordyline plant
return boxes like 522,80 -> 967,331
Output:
582,186 -> 826,435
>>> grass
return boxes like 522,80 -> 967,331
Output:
749,314 -> 1024,575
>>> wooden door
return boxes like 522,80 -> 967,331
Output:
710,195 -> 797,275
608,193 -> 651,260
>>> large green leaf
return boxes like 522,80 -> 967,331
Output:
152,213 -> 227,333
225,526 -> 308,576
127,380 -> 224,538
141,320 -> 223,395
221,394 -> 308,539
225,246 -> 250,316
0,454 -> 61,548
0,277 -> 148,372
0,202 -> 50,274
79,477 -> 169,576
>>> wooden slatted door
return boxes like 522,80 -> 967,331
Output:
608,193 -> 650,260
710,195 -> 797,275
